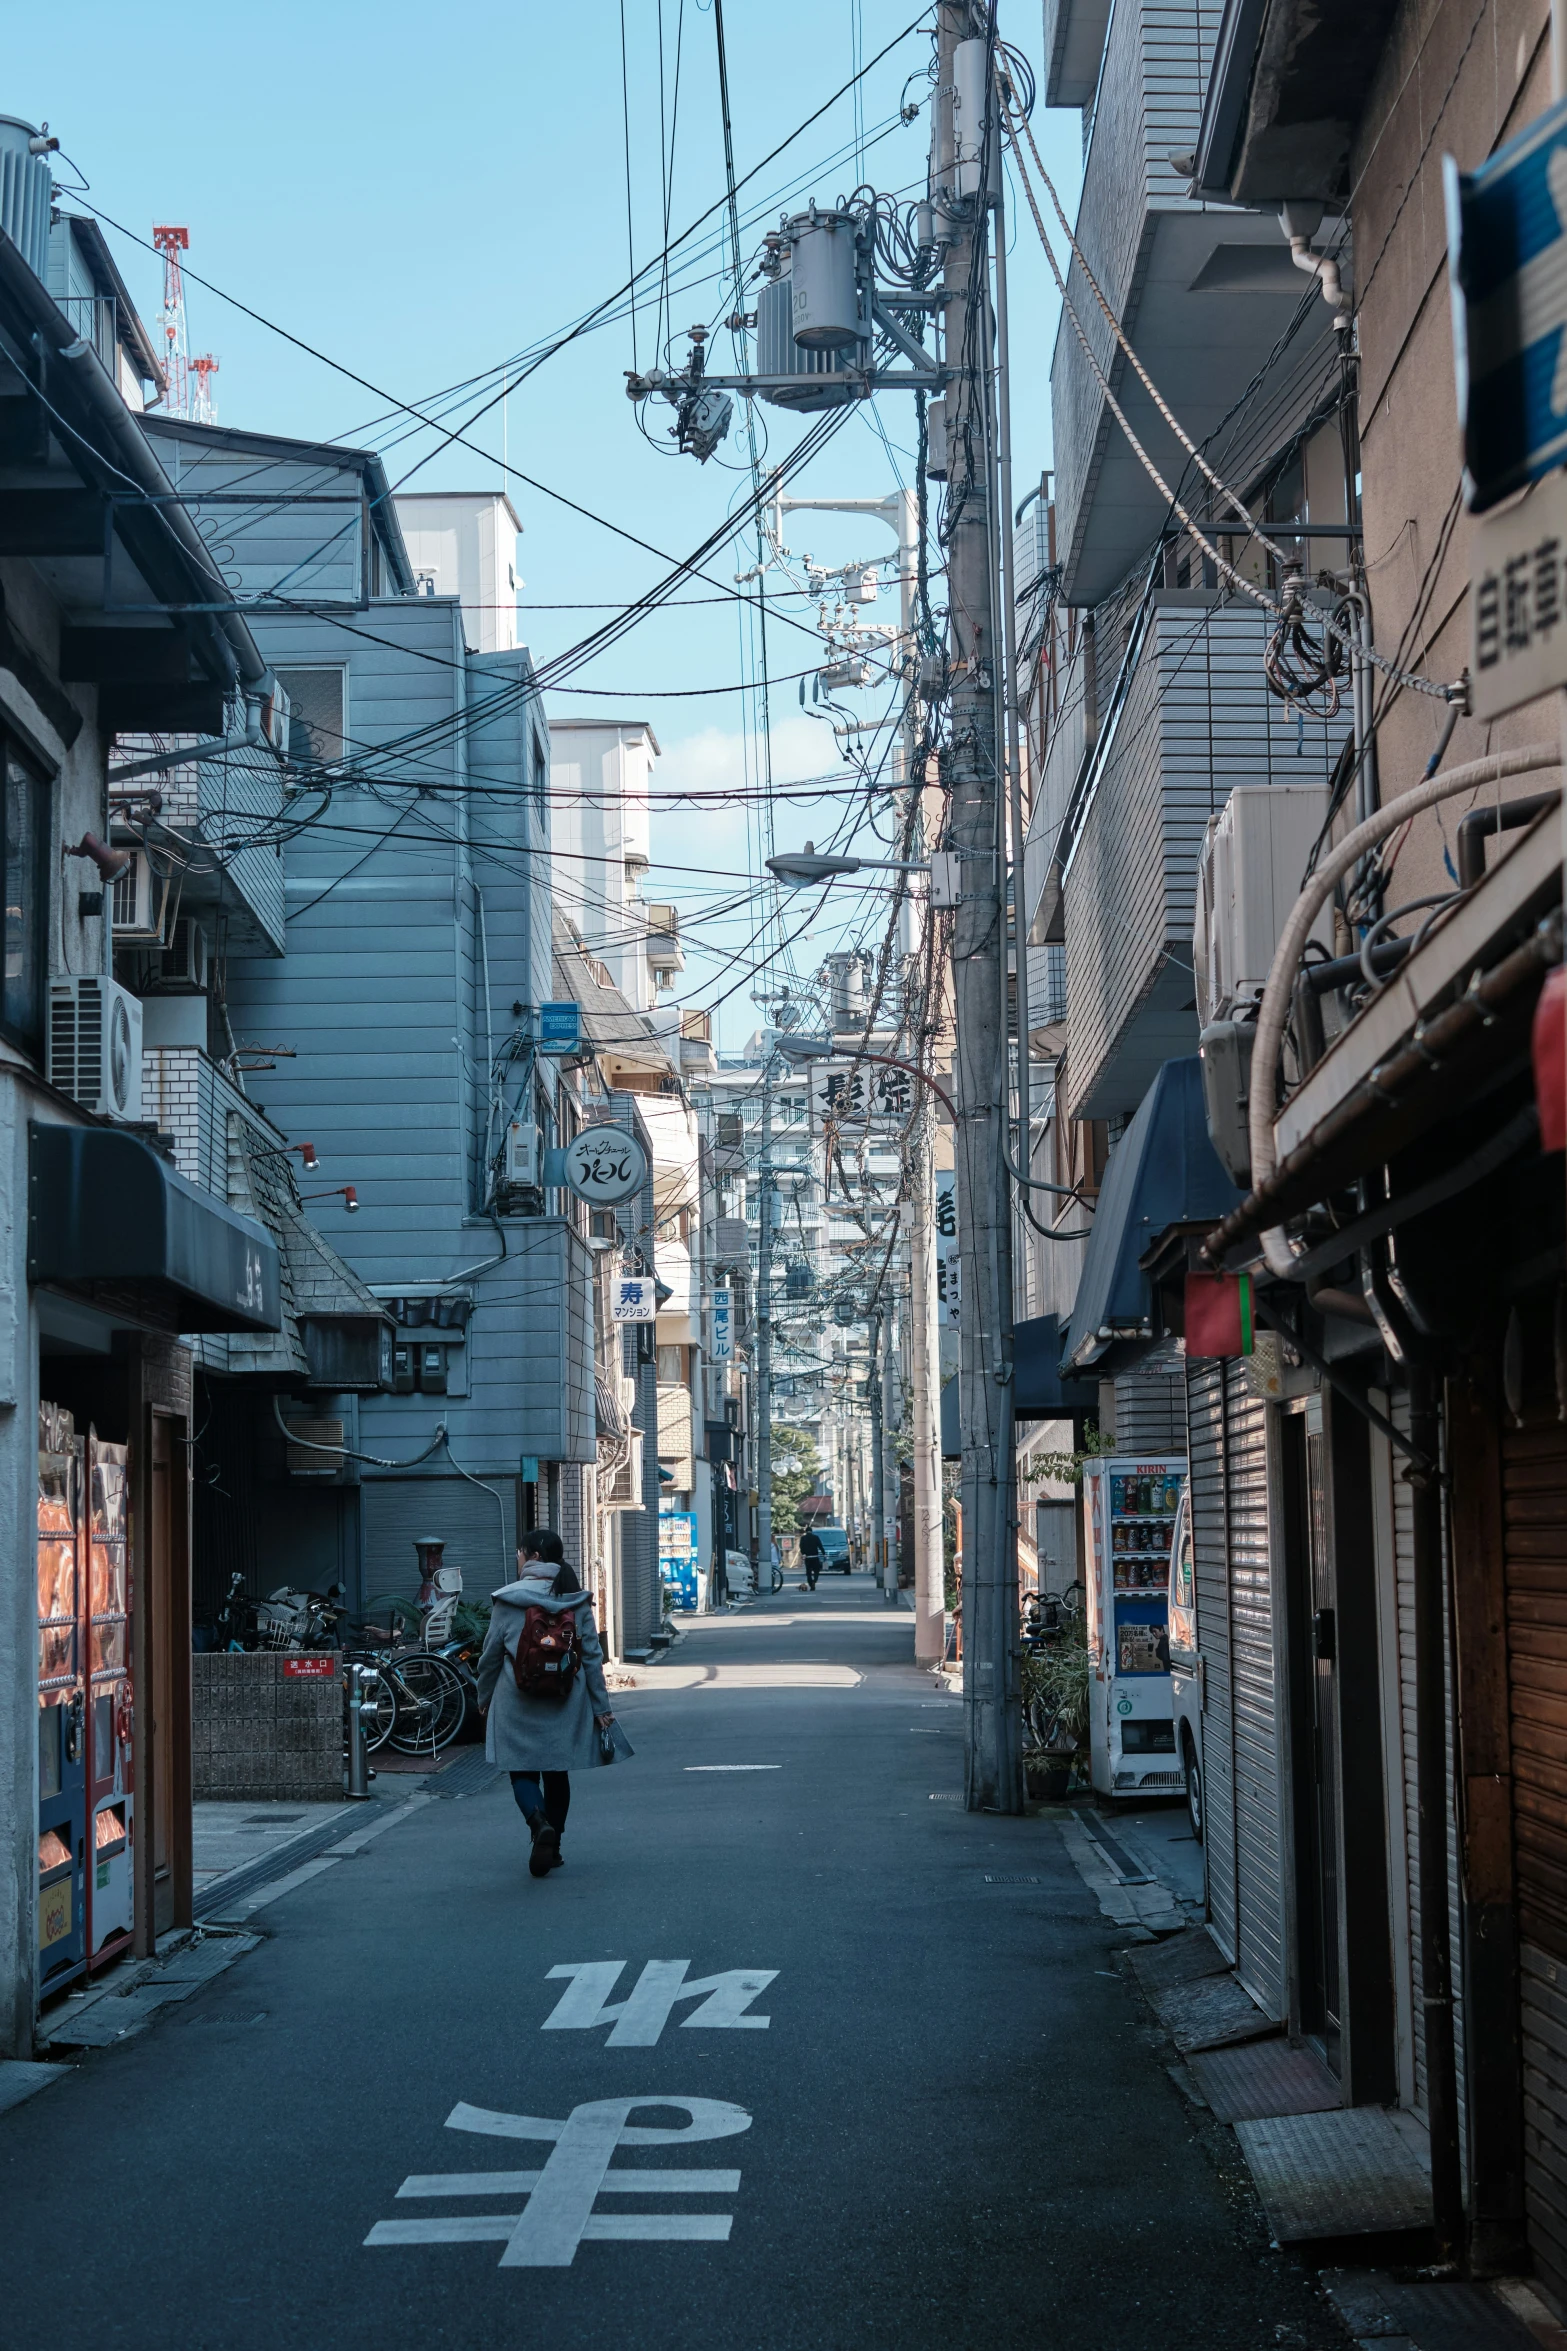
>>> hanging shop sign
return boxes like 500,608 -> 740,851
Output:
1446,96 -> 1567,513
808,1059 -> 914,1137
563,1124 -> 649,1206
1465,465 -> 1567,718
539,1001 -> 581,1055
614,1276 -> 657,1323
935,1169 -> 960,1327
709,1289 -> 733,1361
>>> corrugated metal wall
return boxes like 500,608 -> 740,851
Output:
1185,1358 -> 1285,2017
1501,1414 -> 1567,2300
1188,1359 -> 1237,1961
361,1473 -> 516,1606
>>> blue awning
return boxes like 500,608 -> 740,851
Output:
940,1316 -> 1098,1456
1063,1058 -> 1242,1373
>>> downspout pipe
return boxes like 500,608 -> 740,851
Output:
107,688 -> 273,787
1245,743 -> 1561,1277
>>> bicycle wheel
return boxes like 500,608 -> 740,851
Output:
387,1652 -> 467,1754
770,1563 -> 784,1592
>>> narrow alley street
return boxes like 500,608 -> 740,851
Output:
0,1580 -> 1339,2350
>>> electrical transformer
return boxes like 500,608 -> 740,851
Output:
785,207 -> 862,348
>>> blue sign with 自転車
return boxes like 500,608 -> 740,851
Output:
1447,95 -> 1567,510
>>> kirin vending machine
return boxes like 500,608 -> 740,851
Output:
85,1434 -> 134,1960
1082,1457 -> 1188,1800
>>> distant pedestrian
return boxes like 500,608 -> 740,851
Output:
799,1525 -> 824,1590
475,1529 -> 620,1879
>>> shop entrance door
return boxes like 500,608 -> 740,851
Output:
1281,1398 -> 1342,2071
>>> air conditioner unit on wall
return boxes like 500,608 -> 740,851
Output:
1193,785 -> 1330,1027
109,850 -> 167,945
47,978 -> 143,1122
603,1429 -> 645,1508
152,917 -> 208,993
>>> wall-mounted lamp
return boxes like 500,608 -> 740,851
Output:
303,1184 -> 359,1213
66,831 -> 133,886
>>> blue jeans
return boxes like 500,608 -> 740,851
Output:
510,1771 -> 570,1834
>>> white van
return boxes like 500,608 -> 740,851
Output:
1166,1486 -> 1204,1842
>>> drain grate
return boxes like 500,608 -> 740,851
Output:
431,1751 -> 501,1797
983,1873 -> 1040,1885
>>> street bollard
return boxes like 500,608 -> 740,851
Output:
345,1663 -> 371,1798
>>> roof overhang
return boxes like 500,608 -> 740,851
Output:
1193,0 -> 1401,204
29,1123 -> 282,1335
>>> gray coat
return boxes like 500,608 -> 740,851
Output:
475,1575 -> 613,1773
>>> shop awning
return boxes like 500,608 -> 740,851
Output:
1014,1315 -> 1101,1418
29,1123 -> 282,1334
1063,1058 -> 1241,1373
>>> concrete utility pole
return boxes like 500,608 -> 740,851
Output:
868,1308 -> 887,1589
937,0 -> 1022,1812
909,1105 -> 945,1653
756,1066 -> 773,1575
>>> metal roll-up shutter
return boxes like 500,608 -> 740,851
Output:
360,1475 -> 516,1609
1187,1359 -> 1237,1963
1227,1367 -> 1286,2022
1502,1413 -> 1567,2304
1391,1395 -> 1465,2139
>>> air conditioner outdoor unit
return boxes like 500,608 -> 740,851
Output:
48,977 -> 143,1122
155,916 -> 208,993
109,849 -> 166,944
504,1120 -> 541,1186
1193,785 -> 1330,1026
603,1429 -> 645,1508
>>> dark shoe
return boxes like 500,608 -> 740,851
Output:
528,1820 -> 559,1878
549,1842 -> 565,1870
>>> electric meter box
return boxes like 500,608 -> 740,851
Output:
786,208 -> 862,349
1082,1457 -> 1189,1800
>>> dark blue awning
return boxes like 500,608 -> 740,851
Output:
1014,1314 -> 1100,1419
29,1123 -> 282,1335
1063,1058 -> 1241,1374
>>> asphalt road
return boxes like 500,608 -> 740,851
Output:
0,1574 -> 1343,2349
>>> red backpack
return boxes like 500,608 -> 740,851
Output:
511,1602 -> 583,1702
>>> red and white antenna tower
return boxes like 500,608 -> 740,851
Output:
152,224 -> 218,423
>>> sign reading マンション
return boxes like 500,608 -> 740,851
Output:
1446,95 -> 1567,512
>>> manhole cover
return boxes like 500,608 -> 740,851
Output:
983,1874 -> 1040,1885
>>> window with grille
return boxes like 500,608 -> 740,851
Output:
274,667 -> 347,767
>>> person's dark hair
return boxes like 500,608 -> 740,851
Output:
533,1530 -> 565,1565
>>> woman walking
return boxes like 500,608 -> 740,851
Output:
475,1530 -> 620,1878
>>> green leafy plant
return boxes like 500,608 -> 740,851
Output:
770,1422 -> 820,1531
1020,1423 -> 1111,1489
1020,1613 -> 1091,1752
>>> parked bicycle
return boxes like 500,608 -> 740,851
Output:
193,1576 -> 468,1757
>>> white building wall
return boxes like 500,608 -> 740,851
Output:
547,719 -> 660,1011
393,491 -> 521,653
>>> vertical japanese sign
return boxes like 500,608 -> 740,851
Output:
709,1289 -> 733,1362
935,1170 -> 960,1327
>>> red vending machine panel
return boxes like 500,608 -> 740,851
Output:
37,1408 -> 85,1994
85,1434 -> 132,1967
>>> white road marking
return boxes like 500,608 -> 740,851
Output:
684,1765 -> 781,1772
397,2170 -> 742,2197
367,2097 -> 750,2265
541,1960 -> 776,2044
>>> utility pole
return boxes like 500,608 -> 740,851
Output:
938,1 -> 1022,1812
756,1064 -> 773,1577
869,1308 -> 886,1590
909,1106 -> 945,1650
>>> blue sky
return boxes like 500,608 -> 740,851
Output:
8,1 -> 1080,1047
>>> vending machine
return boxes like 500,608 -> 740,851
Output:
85,1434 -> 133,1964
1082,1457 -> 1188,1800
37,1406 -> 85,1995
658,1510 -> 700,1610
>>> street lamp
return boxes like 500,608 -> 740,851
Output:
766,840 -> 931,886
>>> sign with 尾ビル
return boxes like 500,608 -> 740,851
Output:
614,1276 -> 657,1323
709,1289 -> 732,1361
1446,95 -> 1567,511
1467,466 -> 1567,719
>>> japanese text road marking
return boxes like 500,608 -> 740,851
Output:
542,1960 -> 776,2045
364,2096 -> 750,2266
